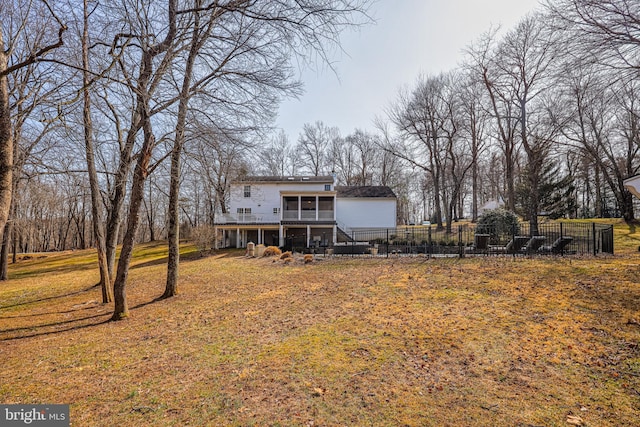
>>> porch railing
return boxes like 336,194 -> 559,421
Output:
217,213 -> 280,224
282,210 -> 335,221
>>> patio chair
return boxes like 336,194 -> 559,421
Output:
490,235 -> 530,254
522,235 -> 546,254
466,233 -> 490,254
539,236 -> 573,254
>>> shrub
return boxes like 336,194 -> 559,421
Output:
304,254 -> 314,264
280,251 -> 293,260
476,209 -> 520,243
263,246 -> 282,257
190,224 -> 215,254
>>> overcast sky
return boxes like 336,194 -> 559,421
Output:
275,0 -> 542,141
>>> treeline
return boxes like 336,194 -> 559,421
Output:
264,1 -> 640,236
1,1 -> 639,318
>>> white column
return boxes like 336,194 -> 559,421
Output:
332,225 -> 337,245
316,195 -> 319,221
307,224 -> 311,248
298,195 -> 301,220
333,195 -> 336,220
258,228 -> 262,245
214,226 -> 219,249
236,227 -> 240,248
279,225 -> 284,247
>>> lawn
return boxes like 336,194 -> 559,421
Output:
0,220 -> 639,426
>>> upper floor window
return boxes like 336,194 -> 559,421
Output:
324,184 -> 331,191
243,185 -> 251,197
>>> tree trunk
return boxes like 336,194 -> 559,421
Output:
163,3 -> 203,299
621,189 -> 635,222
0,44 -> 13,248
0,221 -> 9,280
594,163 -> 602,218
112,132 -> 154,320
163,141 -> 181,299
83,0 -> 112,302
111,0 -> 176,320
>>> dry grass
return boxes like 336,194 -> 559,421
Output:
0,223 -> 639,426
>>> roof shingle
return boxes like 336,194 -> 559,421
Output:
335,186 -> 396,198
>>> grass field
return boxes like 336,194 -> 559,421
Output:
0,219 -> 639,426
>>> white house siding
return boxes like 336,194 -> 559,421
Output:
336,198 -> 397,230
229,180 -> 333,221
229,183 -> 281,222
216,178 -> 397,249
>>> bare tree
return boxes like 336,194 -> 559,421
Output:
0,0 -> 66,256
459,72 -> 490,222
558,65 -> 640,220
546,0 -> 640,72
467,29 -> 520,212
259,131 -> 300,176
111,0 -> 179,320
548,0 -> 640,220
328,134 -> 356,185
497,14 -> 560,234
80,0 -> 112,302
297,121 -> 340,176
385,74 -> 454,230
346,129 -> 377,185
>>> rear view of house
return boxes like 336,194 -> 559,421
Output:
214,176 -> 396,249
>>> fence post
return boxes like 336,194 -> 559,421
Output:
592,222 -> 597,256
610,225 -> 614,255
512,222 -> 517,258
351,231 -> 355,257
560,222 -> 564,256
386,229 -> 389,259
458,225 -> 463,258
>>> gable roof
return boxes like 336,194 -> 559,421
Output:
335,185 -> 396,198
236,175 -> 334,183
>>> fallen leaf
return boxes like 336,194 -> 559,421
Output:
567,414 -> 585,426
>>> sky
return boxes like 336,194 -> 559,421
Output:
275,0 -> 543,141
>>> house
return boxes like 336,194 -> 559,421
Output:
214,175 -> 397,248
624,175 -> 640,199
478,200 -> 503,216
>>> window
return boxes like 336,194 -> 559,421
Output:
324,184 -> 331,191
243,185 -> 251,197
236,208 -> 251,214
273,207 -> 280,215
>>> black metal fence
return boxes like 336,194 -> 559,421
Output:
314,222 -> 614,257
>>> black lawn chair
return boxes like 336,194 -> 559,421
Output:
522,236 -> 546,254
539,236 -> 573,254
490,235 -> 530,254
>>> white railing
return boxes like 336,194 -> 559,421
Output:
217,213 -> 280,224
282,210 -> 335,221
283,211 -> 298,220
318,210 -> 334,220
218,210 -> 336,223
301,211 -> 316,220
